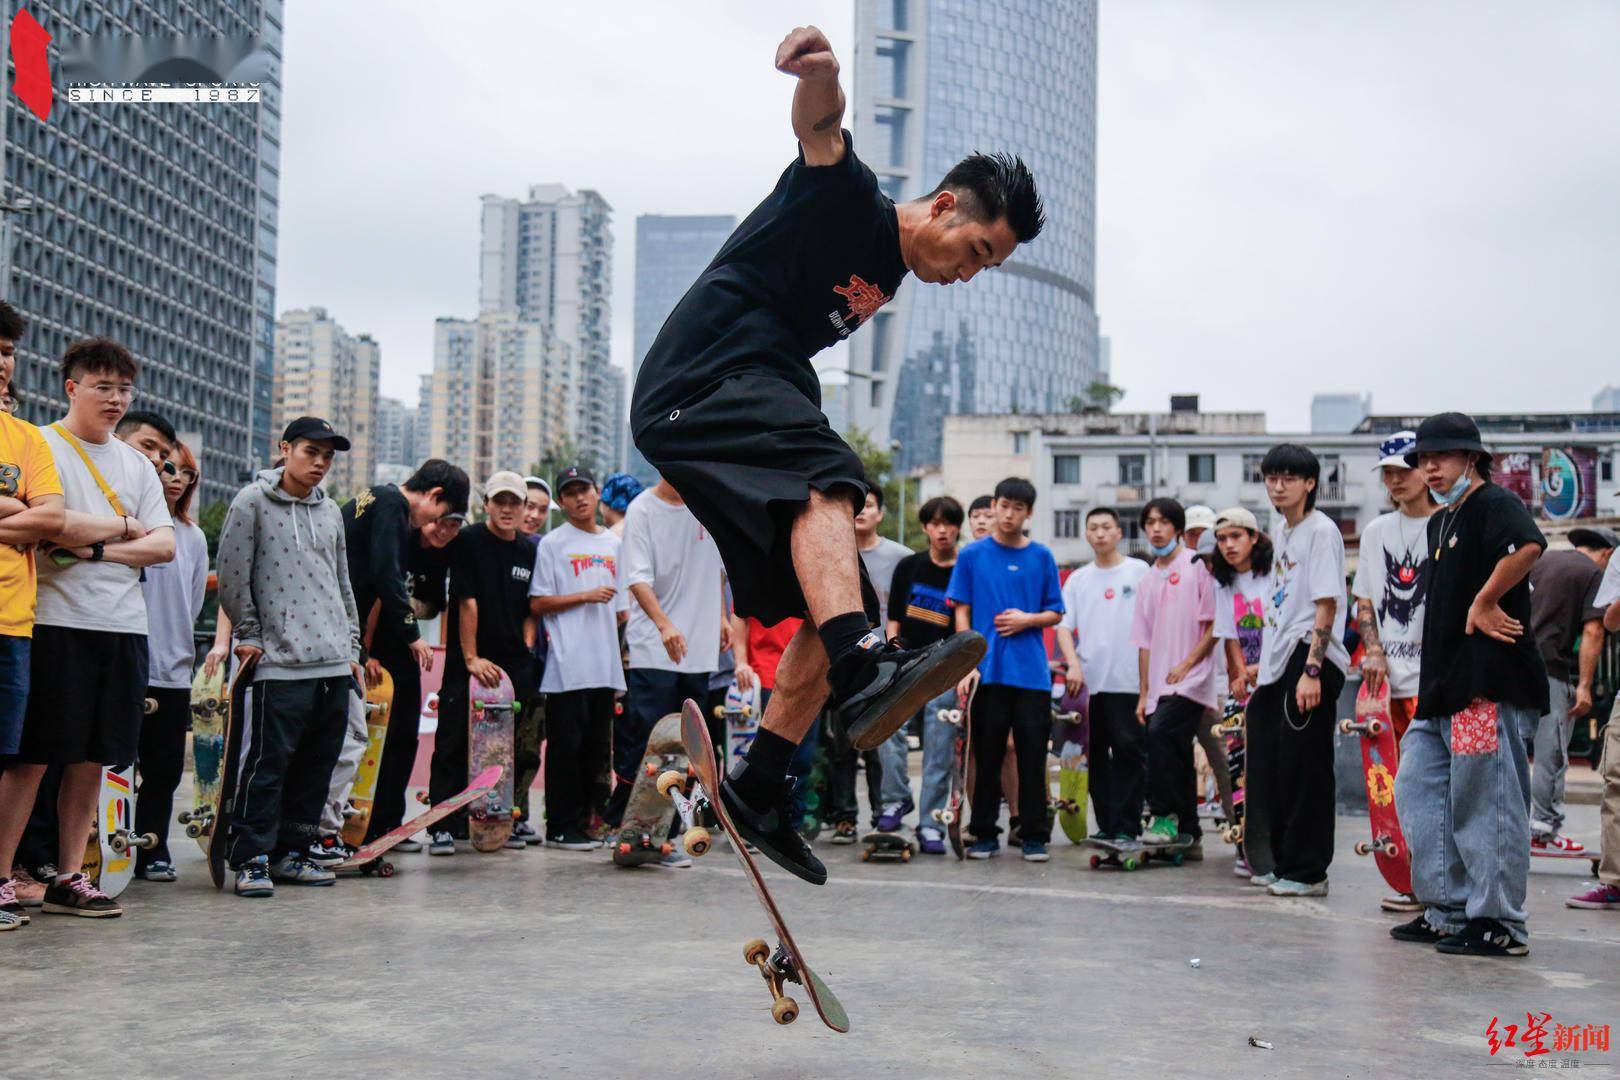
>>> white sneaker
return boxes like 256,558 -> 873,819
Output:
1267,877 -> 1328,898
395,835 -> 424,853
428,831 -> 457,856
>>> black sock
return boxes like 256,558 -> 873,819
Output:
732,728 -> 798,809
818,610 -> 876,663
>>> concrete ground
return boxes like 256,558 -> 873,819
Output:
8,772 -> 1618,1078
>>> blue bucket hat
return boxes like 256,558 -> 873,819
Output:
599,472 -> 644,513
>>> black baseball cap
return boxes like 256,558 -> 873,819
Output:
555,465 -> 596,493
1403,411 -> 1488,467
281,415 -> 351,452
1568,526 -> 1619,551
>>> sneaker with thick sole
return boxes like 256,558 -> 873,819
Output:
1232,857 -> 1252,878
1248,872 -> 1277,887
394,836 -> 424,853
1389,914 -> 1447,944
1022,841 -> 1049,863
235,855 -> 274,898
1435,918 -> 1528,957
1267,877 -> 1328,897
513,820 -> 543,846
1567,882 -> 1620,910
428,830 -> 457,856
831,632 -> 988,752
503,830 -> 527,850
546,830 -> 601,851
967,837 -> 1000,859
1531,833 -> 1586,854
10,866 -> 45,907
0,879 -> 30,926
270,854 -> 336,886
307,836 -> 354,868
138,860 -> 177,882
1381,893 -> 1423,913
1141,814 -> 1178,845
719,766 -> 827,886
917,827 -> 946,855
874,798 -> 914,833
829,821 -> 857,845
42,873 -> 122,917
0,907 -> 21,931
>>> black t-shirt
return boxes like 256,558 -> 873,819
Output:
630,132 -> 908,431
342,484 -> 420,645
1416,483 -> 1549,718
888,551 -> 957,649
1528,549 -> 1604,682
443,523 -> 535,680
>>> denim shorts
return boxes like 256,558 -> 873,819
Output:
0,633 -> 30,757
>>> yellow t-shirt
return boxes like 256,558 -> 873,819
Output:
0,413 -> 64,637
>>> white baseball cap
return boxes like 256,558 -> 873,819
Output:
1184,505 -> 1217,532
1214,506 -> 1260,532
484,470 -> 527,501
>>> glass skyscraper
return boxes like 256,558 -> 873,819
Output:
849,0 -> 1100,467
1,0 -> 283,502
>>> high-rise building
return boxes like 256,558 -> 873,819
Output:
374,394 -> 413,478
1,1 -> 284,504
847,0 -> 1101,468
1594,386 -> 1620,412
428,312 -> 571,483
272,308 -> 379,494
1311,392 -> 1374,434
414,372 -> 433,468
480,184 -> 613,467
627,213 -> 736,481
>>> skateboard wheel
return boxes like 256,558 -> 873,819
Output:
1089,854 -> 1101,869
660,842 -> 672,856
617,842 -> 631,855
656,771 -> 685,798
185,823 -> 202,838
900,848 -> 912,862
939,809 -> 956,826
110,835 -> 128,854
1338,718 -> 1354,735
378,862 -> 396,877
744,938 -> 770,965
1354,841 -> 1371,856
860,849 -> 872,862
1366,720 -> 1385,735
1122,857 -> 1139,871
138,832 -> 157,849
772,997 -> 799,1025
684,827 -> 711,857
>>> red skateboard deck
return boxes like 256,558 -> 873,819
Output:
336,765 -> 503,874
672,699 -> 849,1032
1339,681 -> 1412,895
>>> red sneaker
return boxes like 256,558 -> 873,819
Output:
1532,834 -> 1587,854
1566,882 -> 1620,910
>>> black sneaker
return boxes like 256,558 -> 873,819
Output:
546,830 -> 600,851
1389,914 -> 1447,944
829,821 -> 857,845
307,836 -> 354,868
829,632 -> 987,752
1435,918 -> 1528,957
720,763 -> 827,886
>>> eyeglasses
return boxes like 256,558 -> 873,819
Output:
178,468 -> 199,485
78,381 -> 136,400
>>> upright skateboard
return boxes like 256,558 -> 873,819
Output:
719,681 -> 761,771
340,668 -> 394,848
612,713 -> 688,867
934,674 -> 978,860
1215,698 -> 1272,876
1051,685 -> 1089,844
1339,681 -> 1412,896
337,765 -> 503,875
179,666 -> 228,853
468,667 -> 517,852
209,660 -> 258,890
668,699 -> 849,1032
1084,834 -> 1195,871
86,761 -> 155,898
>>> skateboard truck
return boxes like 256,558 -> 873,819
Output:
1354,836 -> 1401,858
109,828 -> 158,855
660,771 -> 712,857
178,806 -> 214,839
743,938 -> 802,1025
1338,717 -> 1386,736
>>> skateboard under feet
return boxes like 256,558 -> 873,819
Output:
858,830 -> 914,862
1084,834 -> 1196,871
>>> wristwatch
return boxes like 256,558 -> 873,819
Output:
1304,662 -> 1321,678
89,541 -> 106,562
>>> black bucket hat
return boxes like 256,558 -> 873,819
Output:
1403,411 -> 1490,467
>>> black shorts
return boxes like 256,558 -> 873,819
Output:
15,625 -> 148,767
634,372 -> 880,627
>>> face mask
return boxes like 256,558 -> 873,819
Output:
1148,538 -> 1178,558
1432,472 -> 1471,507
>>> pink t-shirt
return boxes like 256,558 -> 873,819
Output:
1130,546 -> 1217,713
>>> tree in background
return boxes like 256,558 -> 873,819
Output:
845,427 -> 923,551
1067,379 -> 1126,414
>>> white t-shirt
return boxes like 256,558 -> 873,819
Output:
1351,509 -> 1431,699
142,520 -> 209,688
1059,558 -> 1148,694
860,536 -> 913,611
36,423 -> 173,634
529,521 -> 628,692
619,489 -> 724,674
1594,553 -> 1620,609
1213,569 -> 1271,669
1261,510 -> 1350,687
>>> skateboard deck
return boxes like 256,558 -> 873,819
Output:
1530,844 -> 1602,876
340,668 -> 394,848
1051,686 -> 1089,845
179,666 -> 228,854
86,763 -> 152,897
673,698 -> 849,1032
468,668 -> 517,852
336,765 -> 503,874
613,713 -> 687,867
1084,834 -> 1195,871
859,830 -> 914,863
934,675 -> 978,860
1339,681 -> 1412,895
209,660 -> 257,890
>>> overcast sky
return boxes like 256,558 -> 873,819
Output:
276,1 -> 1620,432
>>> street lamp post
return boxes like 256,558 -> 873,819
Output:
889,437 -> 905,547
0,198 -> 36,301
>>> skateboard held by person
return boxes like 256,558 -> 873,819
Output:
1338,680 -> 1412,896
468,666 -> 517,852
179,666 -> 229,852
340,668 -> 394,848
1051,684 -> 1089,845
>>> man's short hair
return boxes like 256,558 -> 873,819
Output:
1139,497 -> 1185,533
116,410 -> 176,445
1261,443 -> 1322,511
0,300 -> 24,343
918,495 -> 964,528
1086,506 -> 1121,527
61,338 -> 138,384
928,152 -> 1045,243
866,485 -> 885,513
993,476 -> 1037,509
968,495 -> 993,514
404,458 -> 470,515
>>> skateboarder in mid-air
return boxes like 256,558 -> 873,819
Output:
631,25 -> 1044,884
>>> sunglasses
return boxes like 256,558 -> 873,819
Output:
158,460 -> 178,477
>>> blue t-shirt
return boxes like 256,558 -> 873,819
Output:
946,536 -> 1064,691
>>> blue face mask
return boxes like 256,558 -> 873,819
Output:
1432,473 -> 1471,507
1148,538 -> 1179,558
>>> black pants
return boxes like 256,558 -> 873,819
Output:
1146,693 -> 1206,841
544,687 -> 616,835
1089,691 -> 1147,838
1246,643 -> 1344,885
825,712 -> 881,826
364,636 -> 423,843
428,654 -> 537,834
134,685 -> 190,866
969,683 -> 1052,843
606,668 -> 709,826
225,676 -> 351,866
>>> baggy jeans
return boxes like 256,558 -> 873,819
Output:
1519,678 -> 1575,837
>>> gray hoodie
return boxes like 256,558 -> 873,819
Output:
217,468 -> 361,681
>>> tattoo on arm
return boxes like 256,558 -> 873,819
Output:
1307,626 -> 1331,667
1355,599 -> 1382,654
811,110 -> 841,132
